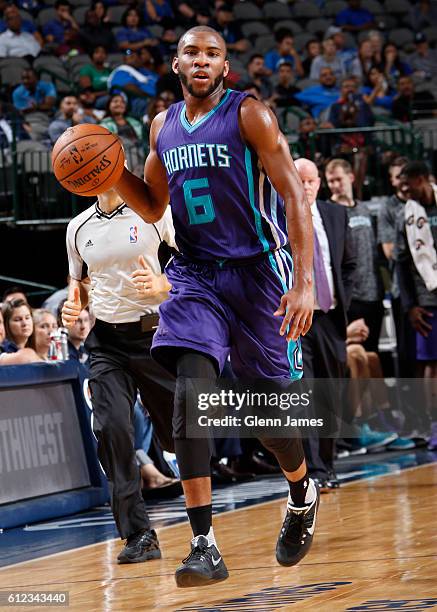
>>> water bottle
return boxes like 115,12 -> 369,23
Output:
49,331 -> 61,361
59,327 -> 70,361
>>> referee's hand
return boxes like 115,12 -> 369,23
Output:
61,287 -> 82,328
131,255 -> 164,298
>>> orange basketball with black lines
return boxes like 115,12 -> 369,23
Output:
52,124 -> 125,196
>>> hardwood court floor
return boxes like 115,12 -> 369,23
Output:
1,464 -> 437,611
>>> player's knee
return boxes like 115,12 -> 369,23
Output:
260,436 -> 304,472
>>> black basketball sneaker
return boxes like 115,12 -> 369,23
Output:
276,479 -> 320,566
175,535 -> 229,588
117,528 -> 161,564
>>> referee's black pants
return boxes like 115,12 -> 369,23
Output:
85,319 -> 175,540
301,309 -> 347,480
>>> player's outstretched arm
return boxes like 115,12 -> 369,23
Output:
239,98 -> 314,341
114,112 -> 170,223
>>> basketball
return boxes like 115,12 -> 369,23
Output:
52,124 -> 125,197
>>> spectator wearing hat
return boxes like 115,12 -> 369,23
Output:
409,0 -> 437,32
409,33 -> 437,81
335,0 -> 376,33
0,4 -> 41,57
264,29 -> 304,76
210,4 -> 248,55
310,36 -> 347,82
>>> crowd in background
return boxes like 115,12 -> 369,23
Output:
0,0 -> 437,163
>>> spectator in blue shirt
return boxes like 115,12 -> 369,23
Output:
379,42 -> 412,88
12,69 -> 57,114
42,0 -> 81,56
295,66 -> 340,118
361,66 -> 396,110
108,48 -> 158,117
0,4 -> 41,47
335,0 -> 376,33
145,0 -> 175,28
116,6 -> 158,52
264,29 -> 304,77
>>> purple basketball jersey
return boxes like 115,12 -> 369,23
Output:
156,89 -> 288,260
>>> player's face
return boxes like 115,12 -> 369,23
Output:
174,32 -> 229,99
326,167 -> 354,197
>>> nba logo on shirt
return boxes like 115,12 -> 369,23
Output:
130,226 -> 138,243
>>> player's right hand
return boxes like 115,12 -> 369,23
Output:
61,287 -> 81,328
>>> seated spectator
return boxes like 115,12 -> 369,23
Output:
173,0 -> 211,28
302,39 -> 321,78
2,286 -> 27,303
0,100 -> 30,148
326,26 -> 357,73
12,68 -> 56,140
295,67 -> 340,118
0,4 -> 40,58
79,7 -> 116,54
310,36 -> 347,82
116,7 -> 159,53
210,4 -> 248,55
0,308 -> 5,352
48,94 -> 96,144
145,0 -> 175,28
43,0 -> 81,57
409,33 -> 437,81
107,48 -> 158,118
144,94 -> 167,129
264,29 -> 304,77
392,75 -> 436,122
79,46 -> 112,109
295,115 -> 332,164
0,308 -> 57,365
240,54 -> 273,101
1,298 -> 33,353
100,93 -> 143,145
367,30 -> 384,66
92,0 -> 112,25
350,39 -> 377,84
0,4 -> 42,44
379,42 -> 412,88
335,0 -> 376,33
361,66 -> 395,111
271,62 -> 300,108
65,307 -> 90,363
409,0 -> 437,32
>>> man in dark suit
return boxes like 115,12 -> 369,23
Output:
295,158 -> 356,491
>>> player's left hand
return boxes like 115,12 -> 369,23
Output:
274,287 -> 314,342
131,255 -> 163,297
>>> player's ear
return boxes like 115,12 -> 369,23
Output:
223,59 -> 230,79
172,56 -> 179,75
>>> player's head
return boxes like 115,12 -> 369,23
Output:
173,27 -> 229,99
399,160 -> 431,202
325,158 -> 354,200
294,158 -> 321,206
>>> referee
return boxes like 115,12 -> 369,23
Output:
62,186 -> 176,564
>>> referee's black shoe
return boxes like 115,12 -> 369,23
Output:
117,528 -> 161,564
175,535 -> 229,588
276,480 -> 320,567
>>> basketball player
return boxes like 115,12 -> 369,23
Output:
114,27 -> 318,587
61,186 -> 176,564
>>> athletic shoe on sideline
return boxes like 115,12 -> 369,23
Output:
428,422 -> 437,451
386,437 -> 416,451
175,535 -> 229,588
276,479 -> 320,567
359,423 -> 398,451
117,528 -> 161,564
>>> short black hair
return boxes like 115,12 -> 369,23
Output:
121,6 -> 143,27
400,161 -> 430,179
248,53 -> 263,64
275,28 -> 293,43
2,286 -> 26,301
